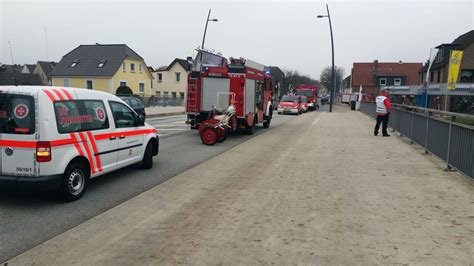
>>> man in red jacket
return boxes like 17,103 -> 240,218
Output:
374,90 -> 391,137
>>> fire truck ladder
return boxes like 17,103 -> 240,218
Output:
187,78 -> 198,113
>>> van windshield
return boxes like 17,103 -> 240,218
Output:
0,94 -> 35,134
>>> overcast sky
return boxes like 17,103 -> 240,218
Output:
1,0 -> 473,79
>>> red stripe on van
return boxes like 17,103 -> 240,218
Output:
51,138 -> 75,147
94,129 -> 157,141
87,131 -> 102,172
0,140 -> 37,148
43,90 -> 56,102
51,89 -> 65,101
70,133 -> 84,157
78,132 -> 96,174
60,88 -> 73,100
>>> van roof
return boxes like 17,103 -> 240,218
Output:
0,86 -> 112,97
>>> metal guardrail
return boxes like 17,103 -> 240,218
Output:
359,101 -> 474,179
140,96 -> 185,107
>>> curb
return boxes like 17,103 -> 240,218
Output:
146,111 -> 185,119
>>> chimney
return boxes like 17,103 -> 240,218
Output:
373,60 -> 379,74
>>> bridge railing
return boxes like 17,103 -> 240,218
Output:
359,101 -> 474,179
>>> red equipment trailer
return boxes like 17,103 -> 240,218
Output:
186,50 -> 275,140
294,84 -> 319,111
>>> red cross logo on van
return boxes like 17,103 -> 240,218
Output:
96,108 -> 106,122
14,104 -> 29,119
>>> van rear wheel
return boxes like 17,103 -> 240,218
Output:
60,162 -> 88,202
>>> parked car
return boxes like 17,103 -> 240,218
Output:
277,95 -> 302,115
0,86 -> 159,201
118,95 -> 146,119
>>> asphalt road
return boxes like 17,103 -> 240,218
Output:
0,110 -> 327,262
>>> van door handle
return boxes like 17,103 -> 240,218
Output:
119,135 -> 125,139
109,136 -> 116,140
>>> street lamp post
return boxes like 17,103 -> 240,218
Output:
318,4 -> 335,113
201,9 -> 218,50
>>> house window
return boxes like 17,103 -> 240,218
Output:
139,82 -> 145,93
86,80 -> 93,90
172,92 -> 177,98
163,91 -> 169,97
379,78 -> 387,86
122,63 -> 126,72
130,63 -> 135,72
120,81 -> 127,87
156,91 -> 161,97
97,60 -> 106,68
139,64 -> 142,73
430,71 -> 434,82
460,70 -> 473,83
394,78 -> 401,86
150,80 -> 153,89
180,92 -> 185,99
158,73 -> 162,82
175,72 -> 181,82
63,79 -> 69,87
70,59 -> 79,68
437,70 -> 441,83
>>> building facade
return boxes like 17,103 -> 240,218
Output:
351,60 -> 423,100
152,58 -> 190,101
50,44 -> 154,96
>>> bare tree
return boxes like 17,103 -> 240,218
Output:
320,66 -> 344,95
281,68 -> 320,95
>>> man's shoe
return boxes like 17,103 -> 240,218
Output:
383,134 -> 391,137
374,132 -> 378,136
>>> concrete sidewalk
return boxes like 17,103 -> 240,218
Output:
9,108 -> 473,265
145,106 -> 185,118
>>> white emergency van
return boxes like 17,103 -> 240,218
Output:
0,86 -> 159,201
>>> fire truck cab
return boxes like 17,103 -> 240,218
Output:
186,50 -> 274,134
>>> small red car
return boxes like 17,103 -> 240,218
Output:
277,95 -> 302,115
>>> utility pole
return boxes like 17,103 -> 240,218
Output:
317,4 -> 336,112
8,41 -> 14,64
45,27 -> 50,61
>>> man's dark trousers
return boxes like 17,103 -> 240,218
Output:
374,113 -> 390,136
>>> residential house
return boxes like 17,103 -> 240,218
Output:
351,60 -> 423,98
33,61 -> 57,85
419,30 -> 474,85
0,63 -> 44,85
417,30 -> 474,111
153,58 -> 190,100
21,64 -> 36,74
50,44 -> 154,96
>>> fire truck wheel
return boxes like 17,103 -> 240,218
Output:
218,128 -> 227,142
60,162 -> 89,202
244,121 -> 255,135
140,142 -> 154,169
263,117 -> 271,128
201,126 -> 219,145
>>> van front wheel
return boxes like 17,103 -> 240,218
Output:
141,142 -> 154,169
60,162 -> 88,202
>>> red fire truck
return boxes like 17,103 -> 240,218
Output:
294,84 -> 319,111
186,50 -> 274,136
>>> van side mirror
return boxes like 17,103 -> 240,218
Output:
138,114 -> 145,126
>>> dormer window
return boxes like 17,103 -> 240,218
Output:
97,60 -> 107,68
70,59 -> 79,68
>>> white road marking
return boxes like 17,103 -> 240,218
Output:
311,112 -> 326,127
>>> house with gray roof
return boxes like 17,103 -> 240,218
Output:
50,44 -> 154,96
